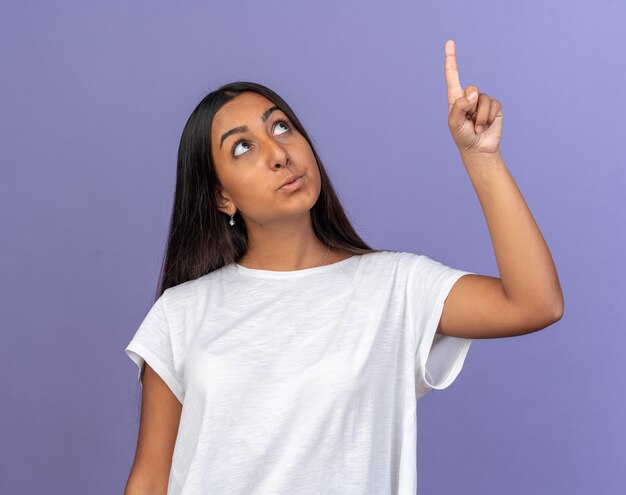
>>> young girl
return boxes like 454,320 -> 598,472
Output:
123,40 -> 563,495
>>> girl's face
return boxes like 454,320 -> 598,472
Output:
210,91 -> 321,226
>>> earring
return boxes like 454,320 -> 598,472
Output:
229,212 -> 235,226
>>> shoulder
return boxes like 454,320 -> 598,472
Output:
360,250 -> 464,287
361,249 -> 420,270
161,280 -> 198,309
159,272 -> 220,318
354,250 -> 422,286
164,266 -> 233,301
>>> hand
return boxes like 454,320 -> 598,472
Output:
445,39 -> 503,157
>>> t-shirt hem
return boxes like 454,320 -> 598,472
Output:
125,342 -> 185,404
418,269 -> 474,394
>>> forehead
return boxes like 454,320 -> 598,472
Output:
212,92 -> 276,131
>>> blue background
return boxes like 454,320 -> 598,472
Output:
1,0 -> 623,493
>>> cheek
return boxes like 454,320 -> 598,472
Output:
239,176 -> 269,202
305,152 -> 322,189
293,143 -> 319,175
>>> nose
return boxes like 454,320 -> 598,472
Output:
263,137 -> 290,169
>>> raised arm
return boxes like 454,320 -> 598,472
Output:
435,40 -> 563,339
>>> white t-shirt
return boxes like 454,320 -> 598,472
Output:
125,250 -> 475,494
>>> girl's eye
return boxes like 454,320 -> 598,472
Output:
231,119 -> 291,158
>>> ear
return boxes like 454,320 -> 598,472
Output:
215,188 -> 235,215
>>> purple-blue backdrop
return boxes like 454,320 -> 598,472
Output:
1,1 -> 623,493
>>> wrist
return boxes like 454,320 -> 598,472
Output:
460,149 -> 503,166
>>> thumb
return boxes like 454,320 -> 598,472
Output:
450,90 -> 478,127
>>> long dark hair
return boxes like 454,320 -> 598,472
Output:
154,81 -> 380,299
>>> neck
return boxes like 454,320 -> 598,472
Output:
237,212 -> 332,271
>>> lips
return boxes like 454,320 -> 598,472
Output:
279,175 -> 303,189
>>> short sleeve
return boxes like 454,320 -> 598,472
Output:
405,253 -> 476,400
125,291 -> 185,403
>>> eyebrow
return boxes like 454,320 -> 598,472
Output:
219,105 -> 281,149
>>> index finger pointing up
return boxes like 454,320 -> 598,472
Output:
445,40 -> 463,111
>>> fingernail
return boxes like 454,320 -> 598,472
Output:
468,92 -> 478,101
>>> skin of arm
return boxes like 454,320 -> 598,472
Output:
436,40 -> 563,339
436,150 -> 564,340
124,363 -> 182,495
